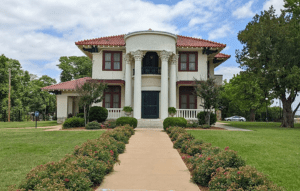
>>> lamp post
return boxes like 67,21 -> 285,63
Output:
265,97 -> 268,122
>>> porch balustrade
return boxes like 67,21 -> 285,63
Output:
175,109 -> 205,119
107,108 -> 125,119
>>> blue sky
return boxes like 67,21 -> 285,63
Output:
2,0 -> 296,111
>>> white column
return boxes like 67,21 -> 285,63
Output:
170,54 -> 178,108
131,50 -> 144,119
160,50 -> 172,119
124,54 -> 132,107
56,94 -> 68,123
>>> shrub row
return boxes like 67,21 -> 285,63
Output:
166,126 -> 284,190
16,125 -> 135,191
116,117 -> 138,128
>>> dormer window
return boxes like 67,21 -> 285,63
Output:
103,51 -> 122,71
178,52 -> 198,72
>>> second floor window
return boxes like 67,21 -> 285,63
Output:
103,51 -> 122,71
179,52 -> 198,72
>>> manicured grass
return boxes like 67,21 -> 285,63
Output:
188,122 -> 300,191
222,121 -> 300,129
0,128 -> 104,190
0,121 -> 58,128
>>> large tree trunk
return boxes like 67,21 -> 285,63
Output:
281,99 -> 294,128
249,109 -> 256,122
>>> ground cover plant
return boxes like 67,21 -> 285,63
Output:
0,128 -> 104,190
166,126 -> 284,190
188,121 -> 300,190
0,121 -> 58,128
13,125 -> 134,190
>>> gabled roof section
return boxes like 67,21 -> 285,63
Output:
75,34 -> 226,48
41,77 -> 91,91
75,35 -> 125,46
176,35 -> 226,48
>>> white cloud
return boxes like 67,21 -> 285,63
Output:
208,24 -> 233,40
0,0 -> 224,80
232,0 -> 255,19
263,0 -> 285,15
215,66 -> 243,82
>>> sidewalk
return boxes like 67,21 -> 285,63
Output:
96,129 -> 199,191
214,122 -> 252,131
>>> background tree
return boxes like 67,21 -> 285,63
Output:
75,80 -> 107,126
284,0 -> 300,17
236,7 -> 300,127
221,72 -> 268,121
0,54 -> 57,121
195,78 -> 220,126
57,56 -> 92,82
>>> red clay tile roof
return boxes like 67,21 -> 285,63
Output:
75,35 -> 125,46
176,35 -> 226,48
215,53 -> 231,58
41,77 -> 126,91
75,34 -> 226,48
41,77 -> 91,91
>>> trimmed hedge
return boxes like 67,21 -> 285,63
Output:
166,126 -> 284,190
86,121 -> 100,129
76,113 -> 84,118
62,117 -> 85,129
89,106 -> 108,123
163,117 -> 187,130
17,125 -> 135,191
116,117 -> 138,128
197,111 -> 217,126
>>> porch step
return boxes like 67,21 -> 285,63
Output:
137,119 -> 164,129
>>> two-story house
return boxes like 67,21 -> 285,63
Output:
42,30 -> 230,123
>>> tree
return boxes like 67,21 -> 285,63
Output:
195,78 -> 220,126
236,7 -> 300,127
284,0 -> 300,17
75,80 -> 107,126
57,56 -> 92,82
222,72 -> 268,121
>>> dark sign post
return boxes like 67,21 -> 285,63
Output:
35,111 -> 39,129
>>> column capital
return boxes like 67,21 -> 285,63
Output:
131,50 -> 145,61
124,53 -> 132,62
171,54 -> 179,65
159,50 -> 172,62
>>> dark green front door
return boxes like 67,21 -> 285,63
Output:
142,91 -> 159,118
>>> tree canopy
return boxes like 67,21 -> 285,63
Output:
236,6 -> 300,127
0,54 -> 57,121
57,56 -> 92,82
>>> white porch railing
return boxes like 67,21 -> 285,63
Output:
107,108 -> 125,119
176,109 -> 205,119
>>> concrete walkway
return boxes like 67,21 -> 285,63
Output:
214,122 -> 252,131
96,129 -> 199,191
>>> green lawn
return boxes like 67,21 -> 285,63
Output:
0,121 -> 58,128
188,122 -> 300,191
0,128 -> 104,191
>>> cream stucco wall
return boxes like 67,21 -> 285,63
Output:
92,50 -> 126,80
125,31 -> 176,53
57,92 -> 79,123
177,50 -> 207,81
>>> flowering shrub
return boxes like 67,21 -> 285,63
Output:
18,160 -> 92,191
209,166 -> 285,191
173,133 -> 195,149
169,128 -> 186,141
186,142 -> 211,156
180,139 -> 205,154
191,149 -> 246,186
